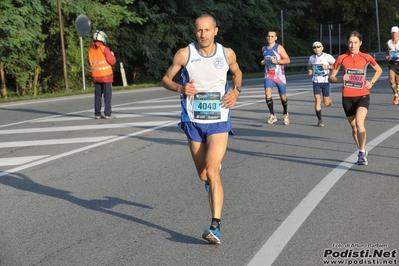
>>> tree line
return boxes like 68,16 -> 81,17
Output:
0,0 -> 398,98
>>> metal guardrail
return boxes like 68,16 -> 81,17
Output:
286,52 -> 386,68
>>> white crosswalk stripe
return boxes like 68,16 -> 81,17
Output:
0,136 -> 116,148
31,112 -> 180,122
0,121 -> 174,135
0,156 -> 49,166
0,100 -> 181,169
0,83 -> 312,169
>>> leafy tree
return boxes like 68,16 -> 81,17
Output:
114,0 -> 208,83
0,0 -> 46,97
40,0 -> 145,92
115,0 -> 313,83
222,0 -> 311,73
1,0 -> 398,97
0,0 -> 145,96
294,0 -> 399,54
116,0 -> 277,82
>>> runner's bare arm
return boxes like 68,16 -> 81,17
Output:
162,47 -> 198,96
222,47 -> 242,108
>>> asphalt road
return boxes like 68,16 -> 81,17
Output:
0,70 -> 398,266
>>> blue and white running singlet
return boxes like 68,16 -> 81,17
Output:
387,39 -> 399,61
179,42 -> 230,123
308,52 -> 336,83
263,43 -> 286,84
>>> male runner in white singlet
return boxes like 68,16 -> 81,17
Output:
161,14 -> 242,244
386,26 -> 399,104
307,41 -> 335,127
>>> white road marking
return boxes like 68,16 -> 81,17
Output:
0,156 -> 49,166
32,112 -> 180,122
0,136 -> 116,148
247,123 -> 399,266
112,105 -> 180,111
0,121 -> 178,177
0,77 -> 392,263
0,121 -> 173,135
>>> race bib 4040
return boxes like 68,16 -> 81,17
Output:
193,92 -> 221,120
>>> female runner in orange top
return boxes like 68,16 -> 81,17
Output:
329,30 -> 383,165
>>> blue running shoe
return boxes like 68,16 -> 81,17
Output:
204,180 -> 210,193
202,227 -> 221,244
357,150 -> 368,165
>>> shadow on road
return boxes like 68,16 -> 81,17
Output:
0,172 -> 205,244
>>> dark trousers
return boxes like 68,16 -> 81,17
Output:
94,83 -> 112,116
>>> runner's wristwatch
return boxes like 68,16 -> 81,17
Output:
234,86 -> 241,94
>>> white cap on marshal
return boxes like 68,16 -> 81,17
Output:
312,41 -> 323,47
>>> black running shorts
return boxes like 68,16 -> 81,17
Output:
342,95 -> 370,117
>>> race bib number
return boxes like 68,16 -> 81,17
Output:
312,64 -> 325,76
344,68 -> 366,89
265,56 -> 276,71
390,51 -> 399,60
194,92 -> 221,120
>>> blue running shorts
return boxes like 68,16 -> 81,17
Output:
313,82 -> 331,97
178,122 -> 234,143
264,78 -> 287,95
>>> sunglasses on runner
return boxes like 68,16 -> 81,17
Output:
313,46 -> 322,49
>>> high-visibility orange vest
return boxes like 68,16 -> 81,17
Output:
88,45 -> 113,80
